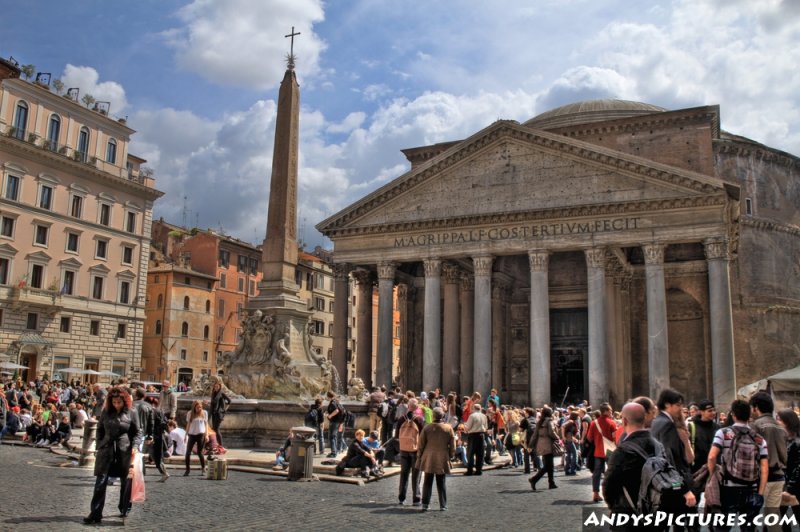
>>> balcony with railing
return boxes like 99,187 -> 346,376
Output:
10,285 -> 63,317
1,125 -> 156,188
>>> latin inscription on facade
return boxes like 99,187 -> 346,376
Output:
394,216 -> 642,248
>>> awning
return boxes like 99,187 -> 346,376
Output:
16,332 -> 55,347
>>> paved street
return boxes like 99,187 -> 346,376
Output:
0,445 -> 601,531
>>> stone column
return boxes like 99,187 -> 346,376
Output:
585,248 -> 609,406
473,255 -> 493,400
491,280 -> 507,394
605,270 -> 620,405
529,250 -> 550,407
459,274 -> 475,395
705,238 -> 737,406
352,268 -> 374,389
423,259 -> 442,391
376,261 -> 396,389
332,263 -> 351,389
397,284 -> 410,391
643,243 -> 670,398
442,263 -> 461,394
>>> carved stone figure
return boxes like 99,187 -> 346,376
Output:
221,311 -> 333,400
185,374 -> 244,399
347,377 -> 368,401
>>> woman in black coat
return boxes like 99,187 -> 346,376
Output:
210,382 -> 231,447
84,387 -> 142,525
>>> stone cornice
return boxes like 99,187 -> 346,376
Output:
548,106 -> 721,142
323,194 -> 727,238
715,138 -> 800,169
317,121 -> 730,235
740,216 -> 800,237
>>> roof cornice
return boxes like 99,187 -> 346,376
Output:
539,105 -> 721,140
323,193 -> 728,239
715,138 -> 800,169
318,120 -> 731,234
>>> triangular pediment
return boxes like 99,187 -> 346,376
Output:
59,257 -> 83,268
25,250 -> 52,262
89,263 -> 111,274
318,121 -> 730,234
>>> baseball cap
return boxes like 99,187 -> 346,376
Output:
698,399 -> 715,411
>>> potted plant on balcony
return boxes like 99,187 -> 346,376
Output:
27,132 -> 37,144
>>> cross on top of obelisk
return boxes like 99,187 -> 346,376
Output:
285,26 -> 300,70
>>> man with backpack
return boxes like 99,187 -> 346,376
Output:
651,389 -> 697,517
749,392 -> 787,531
397,398 -> 424,506
707,399 -> 769,532
604,402 -> 689,528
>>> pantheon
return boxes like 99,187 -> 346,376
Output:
317,100 -> 800,408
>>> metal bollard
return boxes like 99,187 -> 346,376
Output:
287,426 -> 318,481
79,419 -> 98,467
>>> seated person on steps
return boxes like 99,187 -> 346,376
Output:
336,429 -> 383,478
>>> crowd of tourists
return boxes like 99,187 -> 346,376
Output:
0,375 -> 230,525
303,385 -> 800,528
4,374 -> 800,528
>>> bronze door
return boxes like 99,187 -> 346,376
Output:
550,309 -> 588,406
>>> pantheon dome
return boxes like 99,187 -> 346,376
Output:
524,99 -> 667,130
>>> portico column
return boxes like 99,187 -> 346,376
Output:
459,274 -> 475,395
473,255 -> 493,400
332,263 -> 351,387
352,268 -> 374,389
376,261 -> 396,389
528,250 -> 550,407
423,259 -> 442,391
705,238 -> 737,406
644,244 -> 670,398
442,263 -> 461,395
585,248 -> 608,406
397,284 -> 410,390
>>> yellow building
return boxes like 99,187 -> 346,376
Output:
0,57 -> 163,381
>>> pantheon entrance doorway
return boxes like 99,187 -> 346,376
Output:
550,309 -> 588,405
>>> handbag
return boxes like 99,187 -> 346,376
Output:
552,439 -> 565,457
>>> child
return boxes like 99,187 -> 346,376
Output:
275,430 -> 293,470
504,423 -> 524,468
47,415 -> 72,448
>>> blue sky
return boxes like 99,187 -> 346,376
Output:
3,0 -> 799,248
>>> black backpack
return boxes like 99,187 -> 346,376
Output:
622,440 -> 685,514
304,407 -> 319,427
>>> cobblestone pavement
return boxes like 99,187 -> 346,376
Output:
0,445 -> 602,531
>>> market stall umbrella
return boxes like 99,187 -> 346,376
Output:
96,370 -> 120,377
0,362 -> 28,370
59,367 -> 88,374
0,370 -> 13,375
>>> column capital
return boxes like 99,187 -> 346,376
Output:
333,262 -> 351,281
473,255 -> 493,276
377,261 -> 396,280
423,258 -> 441,277
704,238 -> 730,261
528,250 -> 549,272
642,243 -> 665,265
351,267 -> 374,286
442,263 -> 461,284
397,283 -> 409,301
585,247 -> 606,269
460,274 -> 475,292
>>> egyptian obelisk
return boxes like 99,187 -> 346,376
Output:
250,29 -> 316,375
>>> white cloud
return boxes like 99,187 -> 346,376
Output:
60,65 -> 128,116
326,112 -> 366,134
163,0 -> 326,90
